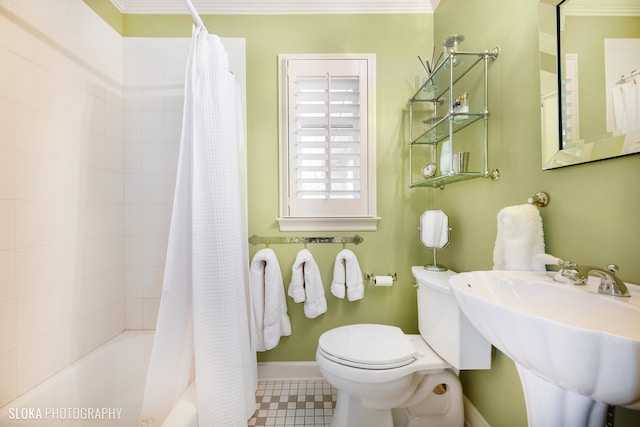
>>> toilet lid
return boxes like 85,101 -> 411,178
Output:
318,324 -> 417,369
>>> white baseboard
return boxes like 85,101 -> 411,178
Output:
257,361 -> 323,380
464,396 -> 491,427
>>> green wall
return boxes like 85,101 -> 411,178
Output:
434,0 -> 640,425
233,14 -> 437,363
85,1 -> 640,425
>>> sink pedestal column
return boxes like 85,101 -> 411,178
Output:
516,364 -> 608,427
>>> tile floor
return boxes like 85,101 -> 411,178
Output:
248,379 -> 337,426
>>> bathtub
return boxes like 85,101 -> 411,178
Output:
0,331 -> 188,427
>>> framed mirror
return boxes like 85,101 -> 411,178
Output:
538,0 -> 640,169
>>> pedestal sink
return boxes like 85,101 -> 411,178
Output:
449,270 -> 640,427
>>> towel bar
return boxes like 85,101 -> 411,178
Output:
528,192 -> 549,207
249,235 -> 364,246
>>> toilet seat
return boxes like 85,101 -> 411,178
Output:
318,324 -> 417,369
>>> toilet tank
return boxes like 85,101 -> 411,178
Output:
412,266 -> 491,370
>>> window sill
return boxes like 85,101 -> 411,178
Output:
276,216 -> 380,232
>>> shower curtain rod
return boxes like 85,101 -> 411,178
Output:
616,69 -> 638,85
183,0 -> 206,30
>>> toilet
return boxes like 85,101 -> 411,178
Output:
316,267 -> 492,427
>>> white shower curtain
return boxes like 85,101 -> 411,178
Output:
140,26 -> 257,426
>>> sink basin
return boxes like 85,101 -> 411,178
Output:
449,270 -> 640,427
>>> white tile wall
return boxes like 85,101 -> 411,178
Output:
0,0 -> 124,406
0,0 -> 244,408
122,37 -> 191,330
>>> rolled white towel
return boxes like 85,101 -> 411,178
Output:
493,204 -> 546,271
288,249 -> 327,319
330,255 -> 346,299
288,250 -> 307,303
250,248 -> 292,351
331,249 -> 364,301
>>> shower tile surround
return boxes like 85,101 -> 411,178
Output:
122,37 -> 190,330
0,0 -> 244,409
0,0 -> 189,406
0,0 -> 126,407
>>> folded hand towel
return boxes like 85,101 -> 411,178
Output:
330,261 -> 346,299
331,249 -> 364,301
288,251 -> 307,304
250,248 -> 292,351
288,249 -> 327,319
493,204 -> 545,271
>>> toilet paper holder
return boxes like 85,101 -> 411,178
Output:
364,273 -> 397,284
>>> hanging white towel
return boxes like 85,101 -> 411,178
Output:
288,249 -> 327,319
611,79 -> 640,134
493,204 -> 545,271
330,249 -> 364,301
250,249 -> 292,351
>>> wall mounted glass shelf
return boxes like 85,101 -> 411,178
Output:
411,171 -> 485,188
410,49 -> 498,103
412,112 -> 485,145
407,42 -> 499,189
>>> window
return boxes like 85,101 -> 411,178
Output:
278,54 -> 378,231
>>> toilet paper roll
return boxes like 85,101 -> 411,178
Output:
373,275 -> 394,286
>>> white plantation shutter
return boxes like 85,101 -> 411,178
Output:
282,57 -> 376,224
294,74 -> 361,202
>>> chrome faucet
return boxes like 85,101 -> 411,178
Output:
537,254 -> 630,297
559,265 -> 630,297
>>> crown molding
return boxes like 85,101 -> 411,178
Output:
110,0 -> 639,16
109,0 -> 126,12
109,0 -> 440,15
538,31 -> 556,56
